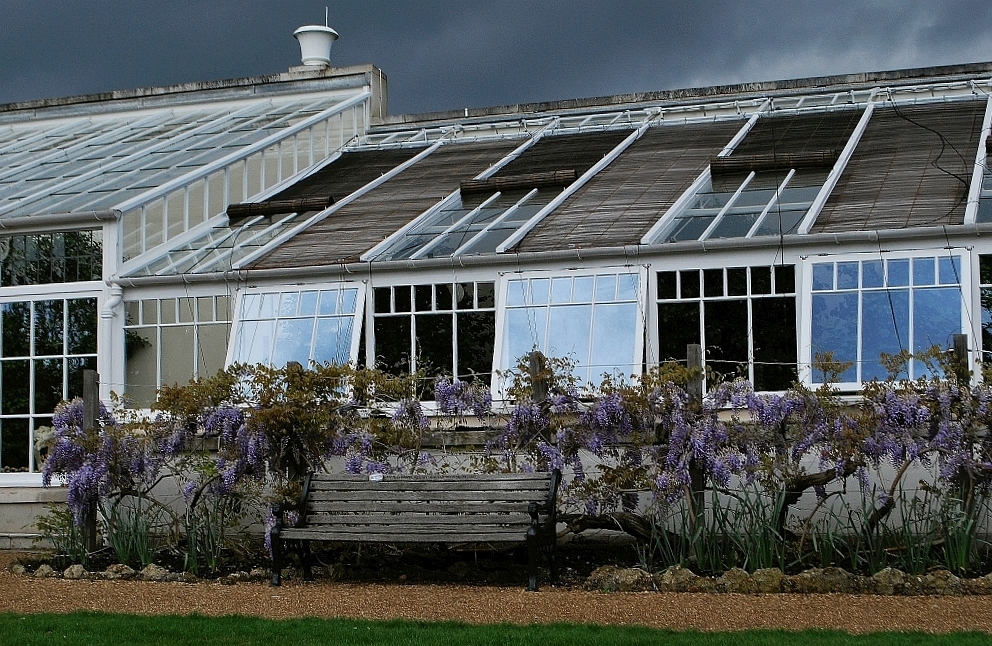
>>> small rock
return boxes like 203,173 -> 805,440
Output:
249,567 -> 269,582
872,567 -> 906,595
33,564 -> 56,578
585,565 -> 652,592
398,574 -> 408,583
103,564 -> 136,580
921,570 -> 962,596
717,567 -> 755,594
139,563 -> 168,582
751,568 -> 784,593
179,572 -> 198,584
63,564 -> 89,580
962,573 -> 992,595
787,567 -> 855,594
654,565 -> 701,592
8,563 -> 26,576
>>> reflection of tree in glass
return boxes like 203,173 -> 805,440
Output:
0,230 -> 102,287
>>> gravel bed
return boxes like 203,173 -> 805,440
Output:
3,552 -> 992,633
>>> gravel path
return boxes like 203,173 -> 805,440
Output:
3,552 -> 992,634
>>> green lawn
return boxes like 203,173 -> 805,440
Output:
0,613 -> 988,646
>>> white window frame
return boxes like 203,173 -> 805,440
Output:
492,265 -> 647,400
225,280 -> 367,369
799,249 -> 972,390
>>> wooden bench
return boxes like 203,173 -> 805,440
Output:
270,469 -> 560,591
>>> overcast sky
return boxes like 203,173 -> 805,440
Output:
4,1 -> 992,116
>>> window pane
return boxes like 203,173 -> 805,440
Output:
67,357 -> 96,402
913,287 -> 961,362
595,275 -> 617,301
373,316 -> 411,376
67,298 -> 97,354
2,302 -> 30,357
457,311 -> 495,384
573,276 -> 594,302
415,313 -> 454,380
196,324 -> 229,379
887,259 -> 909,287
774,265 -> 796,294
125,328 -> 157,407
939,256 -> 961,285
812,263 -> 833,291
658,303 -> 700,363
618,274 -> 638,301
751,267 -> 771,294
704,300 -> 748,379
477,282 -> 495,308
0,419 -> 29,472
272,319 -> 315,367
279,292 -> 299,317
912,257 -> 935,286
657,272 -> 677,300
1,360 -> 29,414
313,318 -> 354,366
318,290 -> 340,315
680,270 -> 700,298
531,278 -> 550,305
811,292 -> 857,383
34,358 -> 63,415
547,305 -> 592,380
503,308 -> 547,369
704,269 -> 723,298
34,300 -> 64,356
590,303 -> 638,380
415,285 -> 433,312
862,290 -> 910,381
456,283 -> 474,310
160,326 -> 195,387
837,262 -> 859,289
506,280 -> 526,307
550,277 -> 572,304
231,320 -> 273,365
728,268 -> 748,296
862,261 -> 884,289
752,298 -> 797,390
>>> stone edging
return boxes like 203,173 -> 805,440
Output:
585,565 -> 992,595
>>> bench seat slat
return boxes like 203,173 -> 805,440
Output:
309,473 -> 551,484
305,512 -> 533,525
281,528 -> 532,542
307,501 -> 546,514
308,490 -> 548,502
309,479 -> 550,493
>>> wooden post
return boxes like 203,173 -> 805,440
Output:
952,334 -> 969,385
528,351 -> 548,403
82,370 -> 99,554
686,344 -> 706,535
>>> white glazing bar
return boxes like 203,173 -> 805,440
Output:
112,91 -> 370,215
453,189 -> 538,256
0,103 -> 268,218
496,111 -> 661,253
0,113 -> 167,183
360,119 -> 557,261
797,93 -> 877,235
174,214 -> 303,276
964,95 -> 992,224
640,101 -> 769,245
745,169 -> 796,237
234,130 -> 453,270
409,192 -> 504,260
698,171 -> 757,240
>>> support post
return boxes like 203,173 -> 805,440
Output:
686,345 -> 706,535
952,334 -> 970,385
528,351 -> 549,403
82,370 -> 100,555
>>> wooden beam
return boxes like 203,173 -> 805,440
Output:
226,196 -> 333,221
459,169 -> 575,195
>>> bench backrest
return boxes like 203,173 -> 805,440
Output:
295,471 -> 559,544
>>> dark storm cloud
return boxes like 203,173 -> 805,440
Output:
3,1 -> 992,116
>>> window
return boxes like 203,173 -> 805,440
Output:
496,270 -> 643,392
808,254 -> 963,386
371,189 -> 556,260
977,255 -> 992,361
1,296 -> 97,472
656,265 -> 796,391
0,230 -> 102,286
372,281 -> 496,390
657,169 -> 828,243
124,295 -> 231,407
227,285 -> 363,369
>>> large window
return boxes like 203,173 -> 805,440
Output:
657,169 -> 827,243
0,230 -> 102,287
372,281 -> 496,391
656,265 -> 796,391
228,285 -> 363,369
808,254 -> 963,386
496,270 -> 643,392
0,296 -> 97,473
124,295 -> 231,407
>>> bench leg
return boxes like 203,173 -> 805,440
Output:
301,541 -> 314,581
270,530 -> 283,587
526,529 -> 539,592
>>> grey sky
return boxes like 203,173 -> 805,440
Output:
4,1 -> 992,116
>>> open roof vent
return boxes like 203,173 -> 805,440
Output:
293,24 -> 339,67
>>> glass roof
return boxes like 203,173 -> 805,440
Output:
0,97 -> 333,219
